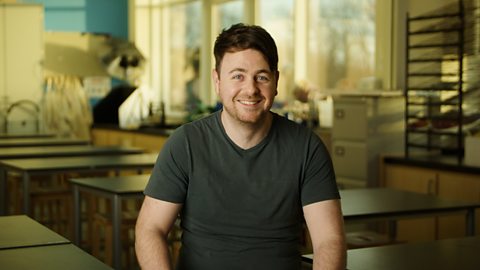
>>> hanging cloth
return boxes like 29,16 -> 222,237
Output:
42,75 -> 92,139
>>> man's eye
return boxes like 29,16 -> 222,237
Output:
257,75 -> 269,82
232,74 -> 243,80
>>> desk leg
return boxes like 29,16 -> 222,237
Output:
73,186 -> 81,246
0,168 -> 6,215
22,173 -> 31,215
388,220 -> 397,240
466,209 -> 475,236
113,195 -> 122,270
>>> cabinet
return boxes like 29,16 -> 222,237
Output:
405,0 -> 480,160
437,171 -> 480,239
383,164 -> 437,242
0,4 -> 44,133
383,162 -> 480,242
91,128 -> 168,153
331,95 -> 404,188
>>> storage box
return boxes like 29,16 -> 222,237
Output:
464,136 -> 480,167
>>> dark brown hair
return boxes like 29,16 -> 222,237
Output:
213,23 -> 278,74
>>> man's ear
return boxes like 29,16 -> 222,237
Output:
274,70 -> 280,96
212,68 -> 220,95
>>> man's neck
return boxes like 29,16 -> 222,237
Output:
221,112 -> 273,150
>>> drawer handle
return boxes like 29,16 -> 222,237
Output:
335,146 -> 345,156
335,109 -> 345,119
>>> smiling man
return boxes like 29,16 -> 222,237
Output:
135,23 -> 346,270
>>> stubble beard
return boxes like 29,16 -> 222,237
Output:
224,103 -> 268,127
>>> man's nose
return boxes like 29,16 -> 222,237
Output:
243,77 -> 260,95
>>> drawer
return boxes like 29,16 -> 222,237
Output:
332,100 -> 367,140
331,141 -> 367,180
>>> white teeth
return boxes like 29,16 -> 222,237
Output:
239,100 -> 257,105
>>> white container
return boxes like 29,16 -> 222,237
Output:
465,136 -> 480,167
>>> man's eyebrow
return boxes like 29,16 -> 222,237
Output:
256,69 -> 272,74
227,68 -> 272,74
228,68 -> 247,74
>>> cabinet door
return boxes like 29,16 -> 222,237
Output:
1,5 -> 43,133
384,164 -> 438,242
91,129 -> 109,146
2,5 -> 43,103
384,164 -> 438,194
437,171 -> 480,238
133,133 -> 167,153
106,130 -> 135,147
0,7 -> 4,100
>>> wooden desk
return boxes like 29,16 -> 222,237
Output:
340,188 -> 480,237
0,215 -> 69,249
70,175 -> 149,270
0,153 -> 157,215
0,243 -> 112,270
302,236 -> 480,270
0,145 -> 143,159
0,137 -> 90,147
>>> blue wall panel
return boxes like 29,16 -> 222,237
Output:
86,0 -> 128,39
23,0 -> 127,38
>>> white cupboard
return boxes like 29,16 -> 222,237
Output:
0,4 -> 44,133
331,94 -> 405,188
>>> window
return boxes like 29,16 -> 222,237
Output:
166,2 -> 202,113
212,0 -> 243,34
133,0 -> 395,122
258,0 -> 295,103
308,0 -> 376,91
210,0 -> 244,104
134,0 -> 202,120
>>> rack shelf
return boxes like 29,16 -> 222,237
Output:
404,0 -> 479,160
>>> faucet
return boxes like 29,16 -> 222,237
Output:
4,100 -> 40,133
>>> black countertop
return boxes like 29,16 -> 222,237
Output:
92,123 -> 179,136
384,155 -> 480,175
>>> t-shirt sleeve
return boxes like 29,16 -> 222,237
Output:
144,126 -> 189,203
300,133 -> 340,206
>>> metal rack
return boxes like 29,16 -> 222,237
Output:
404,0 -> 480,160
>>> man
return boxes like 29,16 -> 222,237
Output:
135,23 -> 346,270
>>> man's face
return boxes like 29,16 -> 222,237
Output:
213,48 -> 278,125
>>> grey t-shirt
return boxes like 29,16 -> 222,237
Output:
144,111 -> 340,270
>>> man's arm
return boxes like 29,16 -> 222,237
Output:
303,199 -> 347,270
135,196 -> 182,270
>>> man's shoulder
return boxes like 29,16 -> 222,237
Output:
183,111 -> 219,132
272,113 -> 315,137
168,111 -> 220,143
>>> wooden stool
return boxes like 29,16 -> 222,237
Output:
20,174 -> 73,239
91,212 -> 183,269
168,219 -> 182,267
30,186 -> 72,239
91,211 -> 138,269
